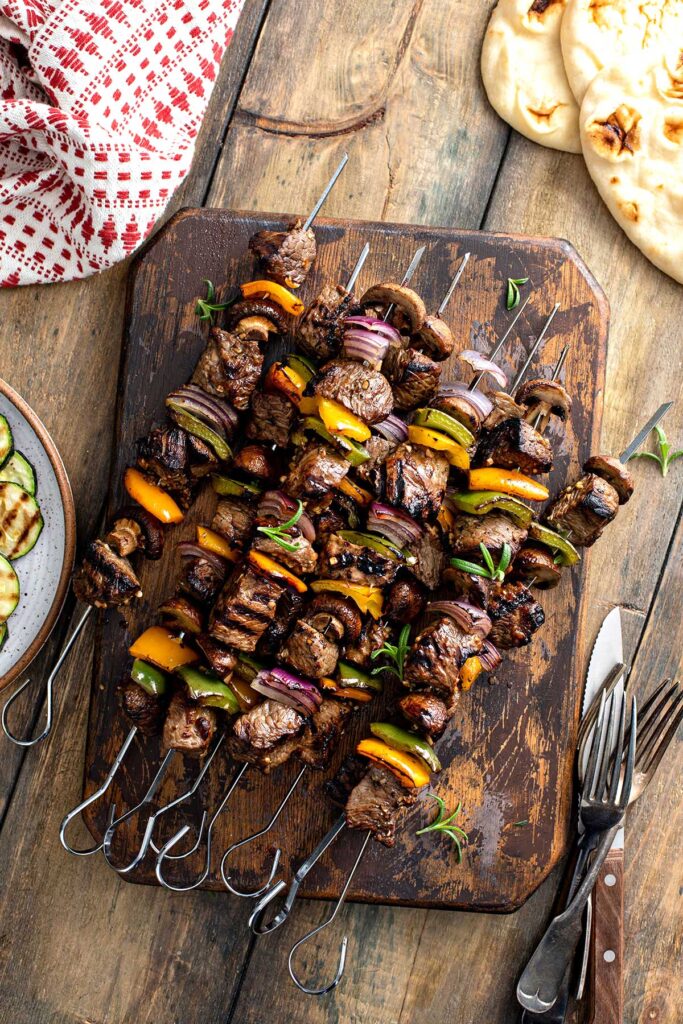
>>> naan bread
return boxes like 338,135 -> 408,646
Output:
562,0 -> 683,104
481,0 -> 581,153
580,48 -> 683,283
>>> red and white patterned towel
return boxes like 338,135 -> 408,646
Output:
0,0 -> 245,286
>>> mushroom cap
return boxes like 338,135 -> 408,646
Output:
583,454 -> 634,505
112,504 -> 165,560
484,390 -> 526,428
415,315 -> 455,361
515,379 -> 572,420
360,283 -> 427,334
513,545 -> 562,590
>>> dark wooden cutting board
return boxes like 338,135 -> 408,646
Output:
82,208 -> 608,911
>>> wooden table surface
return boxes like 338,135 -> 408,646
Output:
0,2 -> 680,1021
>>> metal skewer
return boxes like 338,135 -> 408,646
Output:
619,402 -> 672,463
509,303 -> 561,394
302,153 -> 349,232
345,242 -> 370,292
469,293 -> 532,391
531,343 -> 569,432
383,245 -> 426,321
437,252 -> 471,315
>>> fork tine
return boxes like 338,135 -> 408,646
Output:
584,690 -> 608,799
640,687 -> 683,778
632,679 -> 677,769
634,681 -> 679,771
595,690 -> 620,800
619,696 -> 638,809
609,685 -> 627,803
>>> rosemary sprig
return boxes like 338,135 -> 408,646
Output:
256,500 -> 304,553
195,279 -> 236,323
370,624 -> 411,681
627,424 -> 683,478
416,794 -> 469,863
450,542 -> 512,582
506,276 -> 529,310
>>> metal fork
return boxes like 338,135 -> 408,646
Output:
517,689 -> 637,1013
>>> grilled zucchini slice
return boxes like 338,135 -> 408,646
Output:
0,415 -> 13,469
0,451 -> 36,496
0,555 -> 19,623
0,482 -> 43,560
0,621 -> 7,650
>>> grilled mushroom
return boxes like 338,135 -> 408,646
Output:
307,592 -> 363,643
415,315 -> 455,361
225,298 -> 289,335
484,391 -> 526,428
512,545 -> 562,589
107,505 -> 165,560
233,444 -> 278,480
583,455 -> 634,505
360,283 -> 427,334
515,379 -> 572,429
159,595 -> 205,634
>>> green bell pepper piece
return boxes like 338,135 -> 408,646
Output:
370,722 -> 441,773
287,353 -> 316,382
234,653 -> 265,683
448,490 -> 533,528
176,665 -> 240,714
131,658 -> 167,697
211,474 -> 262,498
529,522 -> 580,566
338,530 -> 402,561
300,416 -> 370,467
413,407 -> 475,448
166,404 -> 232,462
337,660 -> 383,692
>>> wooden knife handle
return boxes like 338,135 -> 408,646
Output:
590,847 -> 624,1024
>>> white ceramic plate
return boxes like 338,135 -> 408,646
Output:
0,381 -> 75,691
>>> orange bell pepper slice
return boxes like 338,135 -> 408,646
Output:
437,503 -> 456,532
468,467 -> 549,502
196,526 -> 239,562
248,549 -> 308,594
129,626 -> 198,672
310,579 -> 383,619
356,738 -> 431,788
407,425 -> 470,469
264,362 -> 307,404
460,655 -> 483,692
124,467 -> 183,524
319,677 -> 373,703
337,477 -> 373,506
241,280 -> 305,316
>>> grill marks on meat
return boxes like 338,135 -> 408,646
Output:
399,692 -> 452,739
298,284 -> 353,361
345,764 -> 417,846
249,219 -> 316,288
475,418 -> 553,475
405,616 -> 483,697
136,426 -> 192,507
354,435 -> 396,492
284,443 -> 349,501
544,473 -> 619,547
444,566 -> 493,609
196,634 -> 237,677
320,532 -> 400,587
448,511 -> 529,562
487,581 -> 545,649
72,540 -> 142,608
258,587 -> 305,656
210,564 -> 284,651
230,699 -> 349,772
181,557 -> 226,605
247,391 -> 295,448
383,442 -> 449,519
163,691 -> 217,754
383,345 -> 441,410
211,498 -> 256,549
409,524 -> 445,589
280,615 -> 342,678
313,359 -> 394,425
289,698 -> 349,770
192,326 -> 263,410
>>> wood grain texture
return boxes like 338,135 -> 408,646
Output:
591,847 -> 624,1024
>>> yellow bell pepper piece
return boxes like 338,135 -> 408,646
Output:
241,279 -> 305,316
357,738 -> 431,788
248,549 -> 308,594
407,425 -> 470,469
297,396 -> 319,415
129,627 -> 198,672
310,579 -> 383,619
264,362 -> 307,404
437,503 -> 456,532
337,477 -> 373,506
196,526 -> 239,562
468,467 -> 549,502
460,656 -> 483,691
124,467 -> 183,524
319,677 -> 373,703
317,398 -> 371,442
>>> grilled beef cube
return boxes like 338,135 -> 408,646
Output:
399,692 -> 453,739
487,581 -> 545,649
448,511 -> 529,562
320,532 -> 400,587
345,764 -> 418,846
72,540 -> 142,608
246,390 -> 295,447
475,418 -> 553,475
279,614 -> 343,678
383,345 -> 441,410
187,434 -> 219,479
583,455 -> 634,504
249,219 -> 316,288
252,529 -> 318,575
325,754 -> 368,807
409,524 -> 444,589
313,359 -> 394,425
192,326 -> 262,410
163,691 -> 217,755
544,473 -> 619,547
136,426 -> 192,507
513,545 -> 562,589
234,444 -> 278,481
354,435 -> 397,492
405,616 -> 483,697
443,566 -> 492,609
196,634 -> 238,677
120,681 -> 164,734
296,699 -> 350,769
181,557 -> 226,605
258,586 -> 305,656
211,498 -> 255,549
386,578 -> 427,623
228,699 -> 305,771
346,618 -> 391,669
210,564 -> 284,651
298,283 -> 353,361
314,506 -> 348,543
383,442 -> 450,519
284,443 -> 349,501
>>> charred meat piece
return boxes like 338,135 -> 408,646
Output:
313,359 -> 394,425
120,681 -> 164,734
196,634 -> 238,677
475,418 -> 553,475
210,563 -> 284,651
447,511 -> 529,562
72,540 -> 142,608
583,455 -> 634,505
345,618 -> 391,669
106,505 -> 165,560
296,699 -> 351,769
307,592 -> 363,643
313,505 -> 349,544
246,391 -> 295,448
253,530 -> 318,575
211,498 -> 256,549
284,443 -> 349,501
383,442 -> 450,520
488,581 -> 545,649
249,219 -> 316,288
386,578 -> 427,623
234,444 -> 278,481
513,545 -> 562,590
544,473 -> 619,547
319,532 -> 400,587
192,326 -> 263,410
181,556 -> 226,606
346,764 -> 418,847
136,426 -> 192,507
409,524 -> 444,589
443,566 -> 492,609
405,616 -> 483,697
354,435 -> 396,492
258,586 -> 305,656
280,616 -> 343,678
159,595 -> 205,634
383,346 -> 441,410
233,698 -> 305,750
163,691 -> 217,755
325,753 -> 369,807
298,283 -> 354,362
398,692 -> 453,739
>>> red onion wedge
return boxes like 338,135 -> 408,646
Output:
436,381 -> 493,420
426,600 -> 492,639
373,414 -> 408,444
177,542 -> 227,576
166,386 -> 239,439
257,490 -> 315,541
342,329 -> 389,365
251,668 -> 322,716
344,316 -> 401,343
479,640 -> 502,672
458,351 -> 507,388
367,502 -> 423,548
